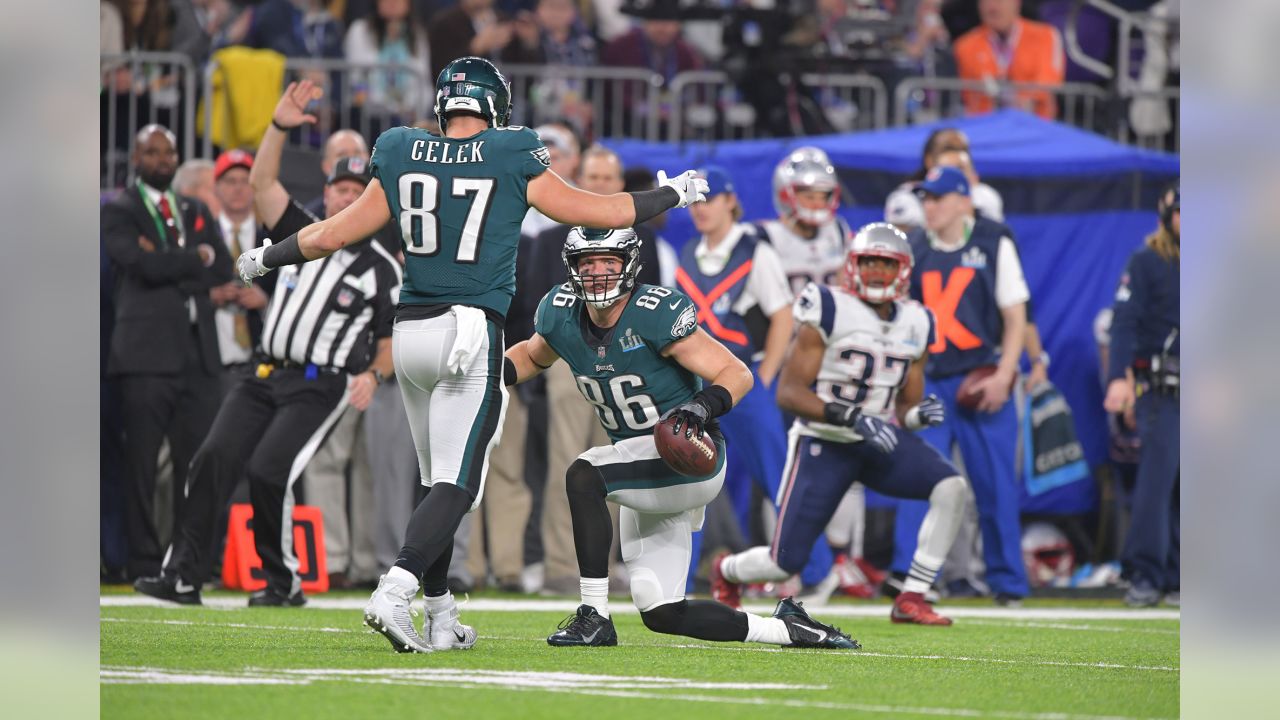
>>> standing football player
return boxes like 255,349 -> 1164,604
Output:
711,223 -> 969,626
505,226 -> 858,650
237,57 -> 710,654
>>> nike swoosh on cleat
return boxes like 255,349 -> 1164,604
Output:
453,628 -> 468,642
795,625 -> 826,643
174,580 -> 195,594
581,628 -> 601,644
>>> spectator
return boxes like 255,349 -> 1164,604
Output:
900,166 -> 1031,605
600,0 -> 705,129
173,158 -> 221,218
305,129 -> 371,219
102,1 -> 126,55
428,0 -> 537,80
884,128 -> 1003,231
514,0 -> 598,132
953,0 -> 1065,120
345,0 -> 434,117
521,122 -> 581,238
621,166 -> 679,287
210,150 -> 270,393
101,124 -> 232,580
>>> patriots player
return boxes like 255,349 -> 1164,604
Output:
755,146 -> 881,597
505,227 -> 858,650
236,57 -> 711,654
711,223 -> 970,626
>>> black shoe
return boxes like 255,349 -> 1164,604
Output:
134,575 -> 202,606
547,604 -> 618,647
994,593 -> 1024,608
248,587 -> 306,607
773,596 -> 860,650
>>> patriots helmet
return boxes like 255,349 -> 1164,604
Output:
844,222 -> 913,304
434,56 -> 512,131
773,146 -> 841,226
562,227 -> 644,309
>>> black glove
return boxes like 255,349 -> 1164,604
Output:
661,399 -> 711,440
823,401 -> 860,427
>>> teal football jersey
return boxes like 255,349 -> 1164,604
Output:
370,125 -> 550,318
535,283 -> 703,442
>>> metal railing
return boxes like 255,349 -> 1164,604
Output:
1115,86 -> 1180,153
800,72 -> 890,133
501,64 -> 664,142
100,52 -> 199,190
202,57 -> 430,158
894,77 -> 1114,134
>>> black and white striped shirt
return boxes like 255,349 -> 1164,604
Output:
259,201 -> 401,371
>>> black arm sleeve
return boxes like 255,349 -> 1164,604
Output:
629,186 -> 681,224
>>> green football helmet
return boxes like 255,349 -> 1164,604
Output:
433,56 -> 513,131
562,227 -> 644,309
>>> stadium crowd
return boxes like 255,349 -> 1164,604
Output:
101,2 -> 1179,613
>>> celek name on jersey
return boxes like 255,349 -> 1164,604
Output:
409,139 -> 486,164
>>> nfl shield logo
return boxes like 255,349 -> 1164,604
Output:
336,288 -> 355,308
597,346 -> 606,359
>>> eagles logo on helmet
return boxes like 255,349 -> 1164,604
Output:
561,227 -> 644,309
773,146 -> 841,226
844,222 -> 914,304
433,56 -> 513,131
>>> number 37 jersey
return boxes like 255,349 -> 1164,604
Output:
370,125 -> 550,318
793,282 -> 936,443
536,283 -> 702,443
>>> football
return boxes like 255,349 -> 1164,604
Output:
654,416 -> 718,477
956,365 -> 1006,410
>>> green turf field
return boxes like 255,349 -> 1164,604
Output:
101,591 -> 1178,720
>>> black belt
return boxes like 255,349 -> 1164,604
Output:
253,357 -> 343,380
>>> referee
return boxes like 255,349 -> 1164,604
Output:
135,112 -> 400,606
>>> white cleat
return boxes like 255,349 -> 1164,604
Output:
364,575 -> 433,654
427,597 -> 478,650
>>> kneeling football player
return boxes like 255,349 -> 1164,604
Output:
506,226 -> 857,649
711,223 -> 969,626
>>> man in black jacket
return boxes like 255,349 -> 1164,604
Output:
102,124 -> 233,579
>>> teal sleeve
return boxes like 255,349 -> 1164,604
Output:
369,126 -> 406,184
534,283 -> 574,339
505,126 -> 551,179
642,288 -> 698,352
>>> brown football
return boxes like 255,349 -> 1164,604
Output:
654,416 -> 718,477
956,365 -> 1006,410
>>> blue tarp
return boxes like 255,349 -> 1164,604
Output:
604,110 -> 1179,514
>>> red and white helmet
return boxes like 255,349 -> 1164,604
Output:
1022,522 -> 1076,588
844,222 -> 913,303
773,146 -> 840,226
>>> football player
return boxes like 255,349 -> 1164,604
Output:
237,57 -> 710,654
505,226 -> 858,650
711,223 -> 970,626
754,146 -> 881,598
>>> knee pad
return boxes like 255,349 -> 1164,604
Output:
640,599 -> 688,635
629,565 -> 668,611
566,459 -> 605,498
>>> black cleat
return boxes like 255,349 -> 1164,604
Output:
134,574 -> 203,606
773,596 -> 860,650
547,604 -> 618,647
248,587 -> 306,607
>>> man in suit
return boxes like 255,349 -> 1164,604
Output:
102,124 -> 233,580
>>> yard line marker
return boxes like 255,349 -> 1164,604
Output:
99,665 -> 1172,720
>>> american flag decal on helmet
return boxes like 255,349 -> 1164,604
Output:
452,73 -> 466,81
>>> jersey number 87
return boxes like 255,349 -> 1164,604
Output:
398,172 -> 495,262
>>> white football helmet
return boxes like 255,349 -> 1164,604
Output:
773,146 -> 841,226
562,227 -> 643,309
844,222 -> 913,304
1022,522 -> 1076,588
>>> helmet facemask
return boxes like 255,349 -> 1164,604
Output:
843,222 -> 914,304
561,228 -> 643,310
773,147 -> 841,227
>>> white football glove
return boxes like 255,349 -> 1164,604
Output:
237,238 -> 273,285
657,169 -> 710,209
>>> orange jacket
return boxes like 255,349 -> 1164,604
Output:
953,18 -> 1065,120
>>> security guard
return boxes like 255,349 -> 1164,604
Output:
1104,184 -> 1180,608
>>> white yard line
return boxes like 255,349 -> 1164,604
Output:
100,664 -> 1172,720
100,595 -> 1180,621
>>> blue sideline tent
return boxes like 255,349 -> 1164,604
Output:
605,110 -> 1179,514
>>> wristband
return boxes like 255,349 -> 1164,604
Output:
503,357 -> 518,387
629,187 -> 680,224
271,119 -> 291,132
261,232 -> 308,268
904,405 -> 924,431
692,384 -> 734,418
823,401 -> 857,426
